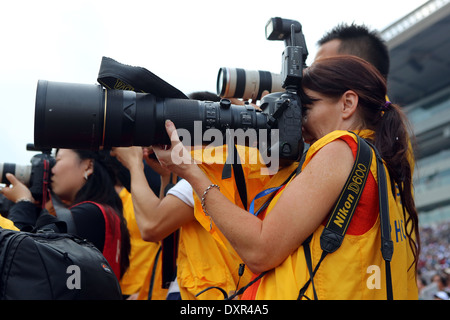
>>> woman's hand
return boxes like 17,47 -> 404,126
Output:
0,173 -> 35,203
142,146 -> 172,178
152,120 -> 199,180
110,146 -> 144,172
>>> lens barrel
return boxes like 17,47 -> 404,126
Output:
217,67 -> 283,100
34,80 -> 268,150
0,163 -> 32,186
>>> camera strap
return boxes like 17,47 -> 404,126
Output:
298,133 -> 371,299
97,57 -> 188,99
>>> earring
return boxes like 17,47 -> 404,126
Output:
84,172 -> 89,180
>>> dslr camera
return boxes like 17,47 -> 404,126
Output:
34,17 -> 308,161
0,144 -> 54,205
217,17 -> 308,101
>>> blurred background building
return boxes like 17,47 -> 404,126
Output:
382,0 -> 450,225
381,0 -> 450,299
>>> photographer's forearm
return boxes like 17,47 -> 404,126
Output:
159,173 -> 172,198
129,165 -> 189,242
128,164 -> 165,239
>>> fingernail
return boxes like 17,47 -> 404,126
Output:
165,119 -> 173,127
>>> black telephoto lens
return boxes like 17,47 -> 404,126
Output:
34,80 -> 268,150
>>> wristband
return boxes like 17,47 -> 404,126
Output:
16,198 -> 33,204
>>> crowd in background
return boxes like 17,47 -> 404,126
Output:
418,220 -> 450,300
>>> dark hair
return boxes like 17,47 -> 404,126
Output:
317,23 -> 390,79
301,55 -> 420,271
72,149 -> 131,277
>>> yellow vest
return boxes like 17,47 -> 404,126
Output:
193,144 -> 298,248
176,219 -> 253,300
118,188 -> 168,299
135,241 -> 167,300
253,130 -> 418,300
0,215 -> 19,231
175,145 -> 295,299
178,145 -> 299,299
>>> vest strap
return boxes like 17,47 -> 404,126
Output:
222,144 -> 248,210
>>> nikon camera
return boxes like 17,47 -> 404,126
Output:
33,17 -> 308,161
0,144 -> 55,204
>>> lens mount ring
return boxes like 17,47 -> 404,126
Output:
102,88 -> 108,148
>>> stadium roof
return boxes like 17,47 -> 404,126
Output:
381,0 -> 450,106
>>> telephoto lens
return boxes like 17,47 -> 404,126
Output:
0,163 -> 31,185
34,80 -> 268,150
217,67 -> 283,101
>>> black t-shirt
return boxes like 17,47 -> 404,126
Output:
70,202 -> 106,251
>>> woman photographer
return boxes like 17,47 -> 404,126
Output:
2,149 -> 130,281
153,55 -> 420,299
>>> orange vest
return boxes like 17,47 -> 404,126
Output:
193,145 -> 298,249
188,145 -> 301,299
183,145 -> 297,299
176,219 -> 251,299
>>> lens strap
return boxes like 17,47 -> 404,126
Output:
97,56 -> 188,99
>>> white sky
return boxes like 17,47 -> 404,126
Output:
0,0 -> 428,165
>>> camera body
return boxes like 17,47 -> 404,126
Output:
217,18 -> 308,99
260,17 -> 308,159
0,144 -> 55,203
217,17 -> 308,160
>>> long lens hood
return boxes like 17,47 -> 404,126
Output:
34,80 -> 105,150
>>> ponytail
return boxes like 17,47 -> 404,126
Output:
375,102 -> 420,271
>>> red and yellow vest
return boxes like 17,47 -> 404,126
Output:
244,130 -> 418,300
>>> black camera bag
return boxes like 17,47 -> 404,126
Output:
0,225 -> 122,300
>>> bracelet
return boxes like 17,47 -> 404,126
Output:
201,184 -> 220,216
